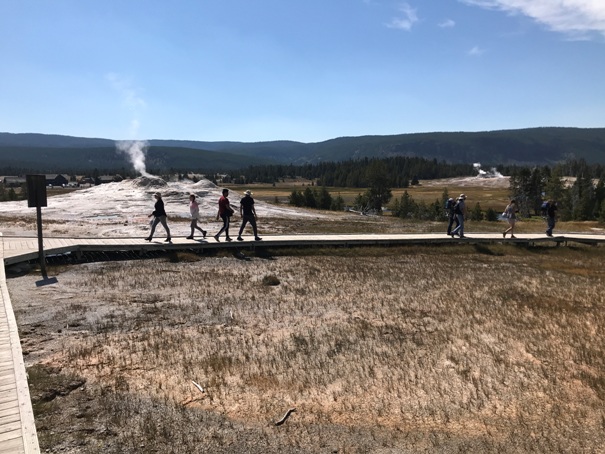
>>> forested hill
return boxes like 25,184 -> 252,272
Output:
1,127 -> 605,173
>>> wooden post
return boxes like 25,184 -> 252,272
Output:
35,205 -> 48,280
26,175 -> 57,286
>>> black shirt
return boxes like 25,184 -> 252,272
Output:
240,196 -> 255,216
153,199 -> 167,217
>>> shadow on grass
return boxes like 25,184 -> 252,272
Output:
473,244 -> 502,256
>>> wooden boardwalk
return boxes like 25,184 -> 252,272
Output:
2,232 -> 605,267
1,230 -> 604,453
0,234 -> 39,454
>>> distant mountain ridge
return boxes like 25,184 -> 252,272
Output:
1,127 -> 605,173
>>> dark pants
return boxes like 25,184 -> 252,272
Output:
238,214 -> 258,238
546,216 -> 555,236
447,214 -> 459,235
451,214 -> 465,237
150,215 -> 171,239
217,213 -> 230,238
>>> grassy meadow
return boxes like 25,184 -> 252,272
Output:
9,242 -> 605,453
231,176 -> 512,211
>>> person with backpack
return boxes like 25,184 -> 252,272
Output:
445,197 -> 459,236
502,199 -> 519,238
545,200 -> 558,236
450,194 -> 467,238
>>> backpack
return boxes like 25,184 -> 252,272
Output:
540,201 -> 549,216
454,200 -> 463,215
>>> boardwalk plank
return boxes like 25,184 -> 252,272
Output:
0,436 -> 24,454
0,411 -> 20,427
0,404 -> 19,419
0,376 -> 17,387
0,393 -> 18,406
0,420 -> 21,436
0,383 -> 17,394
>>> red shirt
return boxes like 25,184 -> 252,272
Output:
218,196 -> 229,215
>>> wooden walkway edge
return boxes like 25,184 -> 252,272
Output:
0,233 -> 40,454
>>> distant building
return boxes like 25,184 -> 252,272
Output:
45,174 -> 69,187
1,176 -> 27,187
97,174 -> 123,184
79,177 -> 95,186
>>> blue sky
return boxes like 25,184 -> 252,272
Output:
1,0 -> 604,143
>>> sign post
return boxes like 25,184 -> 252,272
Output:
26,175 -> 57,286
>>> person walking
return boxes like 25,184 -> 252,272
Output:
187,194 -> 207,240
146,192 -> 171,242
445,197 -> 459,236
545,200 -> 558,236
502,199 -> 519,238
450,194 -> 467,238
214,188 -> 234,242
237,190 -> 261,241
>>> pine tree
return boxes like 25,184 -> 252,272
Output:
470,203 -> 484,221
365,161 -> 392,213
289,190 -> 304,207
509,168 -> 532,216
485,208 -> 499,222
571,173 -> 596,220
398,191 -> 417,219
303,187 -> 317,208
331,194 -> 345,211
317,187 -> 332,210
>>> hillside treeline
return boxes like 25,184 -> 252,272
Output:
3,127 -> 605,167
237,157 -> 476,187
238,156 -> 605,188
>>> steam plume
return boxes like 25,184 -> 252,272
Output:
116,140 -> 153,177
473,162 -> 504,178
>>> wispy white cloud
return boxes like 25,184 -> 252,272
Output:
106,73 -> 147,138
106,73 -> 147,111
439,18 -> 456,28
460,0 -> 605,38
386,3 -> 419,31
468,45 -> 485,56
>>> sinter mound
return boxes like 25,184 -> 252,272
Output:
132,176 -> 168,188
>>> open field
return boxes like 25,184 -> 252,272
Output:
231,175 -> 512,211
7,242 -> 605,453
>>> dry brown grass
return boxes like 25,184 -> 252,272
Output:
9,243 -> 605,453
